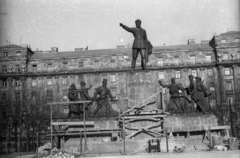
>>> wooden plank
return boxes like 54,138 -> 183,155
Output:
52,121 -> 94,126
48,101 -> 91,105
203,125 -> 230,130
167,125 -> 231,133
51,130 -> 121,136
118,112 -> 168,117
121,115 -> 167,119
121,90 -> 162,116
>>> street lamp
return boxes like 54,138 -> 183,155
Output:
30,128 -> 33,152
17,128 -> 20,156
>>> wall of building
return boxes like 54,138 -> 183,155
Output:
0,31 -> 240,143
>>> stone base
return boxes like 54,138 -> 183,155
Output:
55,113 -> 224,154
164,113 -> 218,133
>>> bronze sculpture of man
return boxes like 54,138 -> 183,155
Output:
68,83 -> 80,119
120,19 -> 148,70
79,81 -> 93,119
159,78 -> 189,113
92,79 -> 115,118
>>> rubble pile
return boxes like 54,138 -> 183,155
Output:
42,149 -> 76,158
37,143 -> 78,158
37,143 -> 51,156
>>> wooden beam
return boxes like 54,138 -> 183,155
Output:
120,115 -> 167,119
121,90 -> 162,116
48,101 -> 91,105
50,131 -> 121,136
203,125 -> 230,130
52,121 -> 94,126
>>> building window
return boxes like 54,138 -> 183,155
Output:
210,98 -> 216,108
190,56 -> 196,64
222,53 -> 229,60
2,65 -> 7,72
15,65 -> 21,72
16,51 -> 21,55
158,72 -> 164,79
191,70 -> 197,77
1,93 -> 7,102
1,79 -> 7,87
32,79 -> 37,87
157,58 -> 163,66
63,108 -> 69,114
221,39 -> 227,43
32,65 -> 37,71
109,60 -> 116,67
3,52 -> 8,57
62,78 -> 67,85
110,86 -> 117,99
62,62 -> 68,68
15,80 -> 21,87
70,75 -> 75,83
207,69 -> 214,77
15,93 -> 20,102
110,74 -> 117,83
175,71 -> 181,79
174,57 -> 179,65
235,38 -> 240,42
46,90 -> 53,101
206,55 -> 211,62
227,96 -> 233,105
209,87 -> 215,92
225,81 -> 233,92
47,63 -> 53,71
236,51 -> 240,59
224,68 -> 231,76
47,79 -> 52,86
94,60 -> 100,66
8,65 -> 13,72
78,62 -> 84,68
22,65 -> 26,72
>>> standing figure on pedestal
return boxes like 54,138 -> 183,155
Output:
120,19 -> 149,70
92,79 -> 115,118
158,78 -> 186,113
79,81 -> 93,119
186,75 -> 197,112
68,84 -> 80,119
194,77 -> 211,113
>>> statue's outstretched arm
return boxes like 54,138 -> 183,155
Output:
120,23 -> 134,33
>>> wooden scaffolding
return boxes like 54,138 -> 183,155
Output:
117,90 -> 169,153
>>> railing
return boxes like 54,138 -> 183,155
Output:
47,100 -> 91,156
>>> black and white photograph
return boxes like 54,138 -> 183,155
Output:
0,0 -> 239,158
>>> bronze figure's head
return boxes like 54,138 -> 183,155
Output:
135,19 -> 141,28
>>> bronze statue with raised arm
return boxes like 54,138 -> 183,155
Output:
120,19 -> 148,70
92,79 -> 116,118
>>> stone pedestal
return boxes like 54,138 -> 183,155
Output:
164,113 -> 218,133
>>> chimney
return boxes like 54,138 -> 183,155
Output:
187,39 -> 195,45
201,40 -> 210,44
51,47 -> 58,52
116,45 -> 125,49
75,48 -> 84,51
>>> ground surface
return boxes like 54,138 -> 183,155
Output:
1,150 -> 239,158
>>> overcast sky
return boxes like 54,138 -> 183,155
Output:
0,0 -> 239,51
